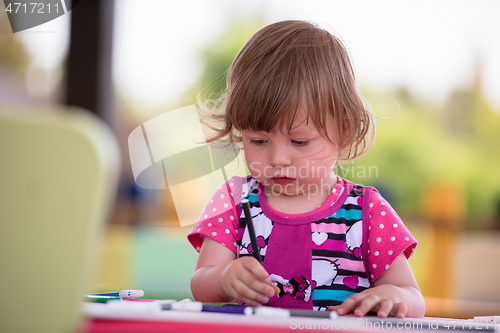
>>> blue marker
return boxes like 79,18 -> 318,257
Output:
85,290 -> 144,302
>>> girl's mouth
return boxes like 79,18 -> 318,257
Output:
271,177 -> 296,185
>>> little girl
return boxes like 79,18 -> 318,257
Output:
187,20 -> 425,318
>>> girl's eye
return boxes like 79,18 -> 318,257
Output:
292,140 -> 308,146
250,139 -> 266,145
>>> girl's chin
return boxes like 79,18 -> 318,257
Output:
265,184 -> 305,197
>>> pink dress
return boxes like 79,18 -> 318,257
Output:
188,176 -> 417,310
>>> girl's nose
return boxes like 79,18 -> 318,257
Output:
269,147 -> 292,167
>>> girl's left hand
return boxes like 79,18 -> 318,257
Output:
327,284 -> 409,318
328,253 -> 425,318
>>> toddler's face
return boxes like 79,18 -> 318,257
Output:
241,108 -> 338,197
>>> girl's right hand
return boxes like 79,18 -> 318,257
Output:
220,256 -> 280,306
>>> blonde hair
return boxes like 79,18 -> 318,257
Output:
200,20 -> 374,160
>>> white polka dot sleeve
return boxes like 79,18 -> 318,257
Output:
187,177 -> 241,254
366,192 -> 417,282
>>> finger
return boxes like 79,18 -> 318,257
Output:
240,259 -> 278,298
265,279 -> 280,295
336,295 -> 361,315
226,259 -> 272,300
229,278 -> 269,306
237,293 -> 263,307
354,295 -> 381,317
240,272 -> 276,299
241,260 -> 277,298
273,284 -> 280,295
393,302 -> 408,318
376,299 -> 394,318
266,284 -> 279,298
241,257 -> 270,281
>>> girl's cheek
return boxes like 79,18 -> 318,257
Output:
248,161 -> 259,171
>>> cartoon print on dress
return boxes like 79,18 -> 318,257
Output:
269,274 -> 313,303
246,235 -> 267,254
311,258 -> 339,287
312,232 -> 328,246
342,274 -> 360,290
240,233 -> 269,255
239,210 -> 273,258
240,176 -> 259,200
345,220 -> 362,258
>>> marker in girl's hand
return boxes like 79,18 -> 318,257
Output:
241,199 -> 262,264
242,200 -> 280,298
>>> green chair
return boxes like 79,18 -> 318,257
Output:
0,105 -> 120,333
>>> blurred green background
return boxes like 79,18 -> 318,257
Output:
1,0 -> 500,319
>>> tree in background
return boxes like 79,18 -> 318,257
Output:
183,19 -> 500,226
184,18 -> 266,106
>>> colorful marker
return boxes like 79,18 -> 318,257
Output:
161,301 -> 338,319
84,290 -> 144,303
162,302 -> 253,315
